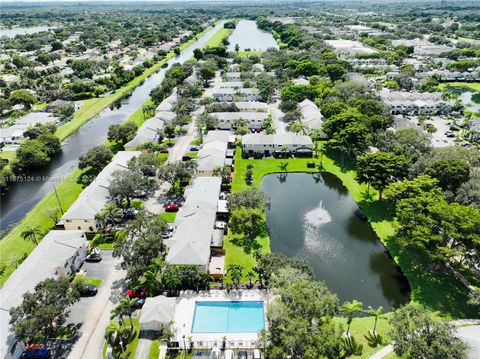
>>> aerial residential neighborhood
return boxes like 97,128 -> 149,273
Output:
0,1 -> 479,359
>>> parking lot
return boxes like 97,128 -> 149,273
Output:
68,251 -> 119,325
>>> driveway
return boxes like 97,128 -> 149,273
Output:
268,99 -> 287,134
167,71 -> 221,164
68,250 -> 126,359
455,325 -> 480,359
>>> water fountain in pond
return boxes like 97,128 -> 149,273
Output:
303,201 -> 335,254
305,200 -> 332,226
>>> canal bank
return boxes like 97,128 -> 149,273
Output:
0,21 -> 228,286
0,20 -> 226,234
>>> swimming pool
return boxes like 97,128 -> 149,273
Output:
191,301 -> 265,333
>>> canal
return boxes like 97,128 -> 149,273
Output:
261,172 -> 410,310
0,21 -> 226,235
227,19 -> 279,52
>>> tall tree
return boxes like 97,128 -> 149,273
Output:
356,151 -> 407,199
10,278 -> 79,343
389,304 -> 467,359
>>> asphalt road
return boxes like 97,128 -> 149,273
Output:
455,325 -> 480,359
68,251 -> 126,359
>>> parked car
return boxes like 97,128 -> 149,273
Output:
182,155 -> 193,161
162,233 -> 172,239
23,345 -> 50,359
238,351 -> 248,359
189,145 -> 200,151
79,284 -> 98,297
126,288 -> 146,299
165,203 -> 179,212
85,253 -> 102,262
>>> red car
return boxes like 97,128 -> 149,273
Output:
126,288 -> 146,299
164,203 -> 179,212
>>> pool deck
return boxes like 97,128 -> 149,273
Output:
173,289 -> 269,349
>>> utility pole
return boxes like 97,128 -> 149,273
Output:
53,185 -> 64,215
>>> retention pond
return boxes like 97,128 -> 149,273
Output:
261,172 -> 410,310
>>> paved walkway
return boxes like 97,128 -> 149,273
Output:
268,99 -> 287,134
134,338 -> 153,359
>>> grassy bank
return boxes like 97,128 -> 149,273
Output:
227,145 -> 476,319
0,98 -> 155,286
438,81 -> 480,92
0,168 -> 85,285
200,27 -> 233,49
333,314 -> 394,359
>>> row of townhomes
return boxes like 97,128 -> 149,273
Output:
379,89 -> 459,115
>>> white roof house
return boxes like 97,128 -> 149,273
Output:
165,177 -> 221,271
218,81 -> 244,89
156,91 -> 177,113
0,112 -> 59,143
0,230 -> 87,358
124,117 -> 165,150
210,112 -> 269,130
234,101 -> 269,111
325,40 -> 377,56
298,99 -> 323,130
196,131 -> 231,175
242,133 -> 313,156
139,296 -> 177,332
213,88 -> 260,102
60,151 -> 141,231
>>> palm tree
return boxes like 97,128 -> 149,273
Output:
105,321 -> 125,353
110,303 -> 127,327
21,226 -> 42,245
340,300 -> 363,337
118,297 -> 137,329
142,257 -> 165,296
95,204 -> 122,232
366,306 -> 383,335
246,271 -> 255,288
227,264 -> 244,289
161,266 -> 182,296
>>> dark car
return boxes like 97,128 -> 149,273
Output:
182,155 -> 193,161
238,351 -> 248,359
189,145 -> 200,151
85,253 -> 102,263
23,347 -> 50,359
126,288 -> 146,299
79,284 -> 98,297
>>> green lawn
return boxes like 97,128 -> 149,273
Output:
0,150 -> 16,165
438,81 -> 480,92
200,27 -> 233,49
228,145 -> 477,319
72,274 -> 103,287
0,168 -> 85,286
237,50 -> 263,58
148,339 -> 160,359
160,212 -> 177,223
333,314 -> 393,358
